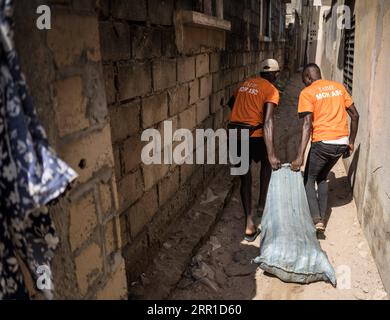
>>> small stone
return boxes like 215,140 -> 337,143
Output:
192,254 -> 203,264
354,292 -> 368,300
199,278 -> 219,293
200,188 -> 219,205
232,251 -> 245,263
209,236 -> 222,251
214,269 -> 227,286
224,263 -> 255,277
359,251 -> 368,258
163,242 -> 172,249
357,241 -> 365,249
192,262 -> 215,280
372,290 -> 388,300
177,278 -> 194,289
140,274 -> 150,286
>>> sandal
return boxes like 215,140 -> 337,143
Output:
244,228 -> 261,242
315,222 -> 326,233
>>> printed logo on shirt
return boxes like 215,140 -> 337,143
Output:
316,89 -> 343,101
315,85 -> 344,101
239,82 -> 259,95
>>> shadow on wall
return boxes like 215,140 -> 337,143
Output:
328,170 -> 354,209
347,145 -> 360,193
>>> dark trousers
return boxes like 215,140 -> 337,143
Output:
238,138 -> 271,225
304,142 -> 349,223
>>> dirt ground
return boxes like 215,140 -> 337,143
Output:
169,75 -> 388,300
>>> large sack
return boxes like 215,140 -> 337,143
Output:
253,164 -> 337,286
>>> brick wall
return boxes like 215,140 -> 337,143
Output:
14,0 -> 126,299
99,0 -> 286,285
12,0 -> 286,298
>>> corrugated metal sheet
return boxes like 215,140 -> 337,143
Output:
254,164 -> 337,286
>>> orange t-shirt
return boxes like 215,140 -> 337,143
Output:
298,79 -> 354,142
229,77 -> 280,137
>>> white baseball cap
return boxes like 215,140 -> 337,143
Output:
260,59 -> 280,72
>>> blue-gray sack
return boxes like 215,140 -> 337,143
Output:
253,164 -> 337,286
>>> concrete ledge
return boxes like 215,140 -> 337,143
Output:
128,167 -> 236,299
177,10 -> 231,31
174,10 -> 231,54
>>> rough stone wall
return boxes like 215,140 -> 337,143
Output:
14,0 -> 127,299
315,0 -> 390,294
99,0 -> 286,285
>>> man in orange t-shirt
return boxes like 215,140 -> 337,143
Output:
228,59 -> 281,242
292,64 -> 360,233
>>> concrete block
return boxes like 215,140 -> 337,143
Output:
168,84 -> 189,116
148,0 -> 174,25
48,13 -> 101,68
200,75 -> 213,99
153,59 -> 177,91
99,182 -> 113,216
142,163 -> 170,191
161,29 -> 177,57
110,101 -> 140,143
122,134 -> 143,174
103,65 -> 116,105
117,170 -> 144,210
69,191 -> 98,252
189,79 -> 200,105
53,76 -> 89,137
196,98 -> 210,124
211,90 -> 225,114
128,187 -> 159,238
60,125 -> 114,184
112,0 -> 147,21
177,56 -> 196,83
99,21 -> 131,61
96,258 -> 127,300
75,242 -> 103,296
142,92 -> 169,128
196,53 -> 210,78
210,53 -> 220,73
104,219 -> 116,256
118,62 -> 152,101
131,26 -> 161,59
178,105 -> 196,131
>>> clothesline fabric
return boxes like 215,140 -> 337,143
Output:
0,0 -> 78,299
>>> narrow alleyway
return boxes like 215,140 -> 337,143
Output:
169,74 -> 388,300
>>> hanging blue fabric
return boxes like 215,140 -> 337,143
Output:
0,0 -> 77,299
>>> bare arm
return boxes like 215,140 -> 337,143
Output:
291,112 -> 313,171
346,104 -> 360,156
264,102 -> 281,170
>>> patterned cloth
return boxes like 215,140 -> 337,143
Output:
0,0 -> 78,299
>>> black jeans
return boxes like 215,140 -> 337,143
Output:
304,142 -> 349,223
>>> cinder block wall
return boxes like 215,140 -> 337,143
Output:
14,0 -> 127,299
99,0 -> 286,285
12,0 -> 286,298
